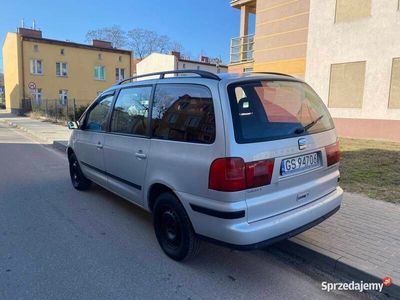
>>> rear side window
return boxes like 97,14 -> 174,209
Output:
151,84 -> 215,144
111,86 -> 152,135
227,80 -> 334,143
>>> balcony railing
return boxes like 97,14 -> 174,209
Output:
230,34 -> 254,64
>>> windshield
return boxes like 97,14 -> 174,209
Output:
227,80 -> 334,143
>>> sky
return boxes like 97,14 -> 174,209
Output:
0,0 -> 256,73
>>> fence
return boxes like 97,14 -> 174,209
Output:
30,99 -> 91,122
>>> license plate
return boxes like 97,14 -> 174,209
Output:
280,152 -> 321,176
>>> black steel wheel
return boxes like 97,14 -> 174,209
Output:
153,193 -> 200,261
69,152 -> 91,191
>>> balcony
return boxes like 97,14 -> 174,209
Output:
230,34 -> 254,64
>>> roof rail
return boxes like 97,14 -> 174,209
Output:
117,69 -> 220,85
252,72 -> 294,78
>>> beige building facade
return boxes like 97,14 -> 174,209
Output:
229,0 -> 400,140
306,0 -> 400,140
229,0 -> 310,77
3,28 -> 132,114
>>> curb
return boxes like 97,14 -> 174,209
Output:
53,140 -> 68,152
274,239 -> 400,299
1,119 -> 50,143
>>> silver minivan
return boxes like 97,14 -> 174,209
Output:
67,70 -> 343,261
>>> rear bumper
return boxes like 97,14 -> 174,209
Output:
178,187 -> 343,246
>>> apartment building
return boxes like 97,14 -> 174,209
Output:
229,0 -> 400,140
136,52 -> 228,78
229,0 -> 309,77
2,27 -> 132,114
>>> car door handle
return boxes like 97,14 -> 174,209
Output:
96,142 -> 103,149
135,151 -> 147,159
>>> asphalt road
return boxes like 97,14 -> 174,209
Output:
0,123 -> 367,299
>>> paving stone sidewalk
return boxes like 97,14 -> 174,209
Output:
1,109 -> 399,295
291,193 -> 400,286
0,110 -> 70,144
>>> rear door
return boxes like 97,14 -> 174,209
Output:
225,79 -> 340,223
75,93 -> 114,187
103,85 -> 153,206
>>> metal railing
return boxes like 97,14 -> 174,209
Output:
29,99 -> 91,122
230,34 -> 255,64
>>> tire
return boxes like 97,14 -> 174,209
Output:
69,152 -> 91,191
153,192 -> 201,261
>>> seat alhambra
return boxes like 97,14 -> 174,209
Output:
67,70 -> 342,261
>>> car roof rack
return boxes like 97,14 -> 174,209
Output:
117,69 -> 221,85
252,72 -> 294,78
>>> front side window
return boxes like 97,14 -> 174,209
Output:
30,59 -> 43,75
85,94 -> 113,131
111,86 -> 152,135
56,62 -> 68,77
227,80 -> 334,143
94,66 -> 106,80
151,84 -> 215,144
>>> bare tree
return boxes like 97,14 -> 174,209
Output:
85,25 -> 126,48
85,26 -> 186,58
127,28 -> 185,59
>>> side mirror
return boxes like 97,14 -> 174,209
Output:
67,121 -> 79,130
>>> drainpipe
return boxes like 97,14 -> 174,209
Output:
20,36 -> 26,114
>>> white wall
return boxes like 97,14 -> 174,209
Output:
306,0 -> 400,120
136,52 -> 228,80
136,53 -> 176,79
177,61 -> 228,74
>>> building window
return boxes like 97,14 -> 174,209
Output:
33,45 -> 39,52
243,67 -> 253,73
30,59 -> 43,75
60,49 -> 65,55
118,56 -> 122,62
328,61 -> 366,108
182,63 -> 186,69
56,62 -> 68,77
32,88 -> 42,105
98,53 -> 103,60
335,0 -> 371,23
197,66 -> 200,70
389,58 -> 400,109
115,68 -> 125,82
94,66 -> 106,80
59,89 -> 68,105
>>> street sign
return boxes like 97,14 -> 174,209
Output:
28,82 -> 36,90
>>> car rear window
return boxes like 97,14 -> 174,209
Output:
227,80 -> 335,143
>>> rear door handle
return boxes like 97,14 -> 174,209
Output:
135,151 -> 147,159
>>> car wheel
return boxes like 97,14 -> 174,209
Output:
153,192 -> 201,261
69,152 -> 91,191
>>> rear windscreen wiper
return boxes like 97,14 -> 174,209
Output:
294,115 -> 324,134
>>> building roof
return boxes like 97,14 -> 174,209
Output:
21,36 -> 132,55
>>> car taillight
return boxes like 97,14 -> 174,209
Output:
209,157 -> 274,192
246,159 -> 274,188
325,141 -> 340,166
